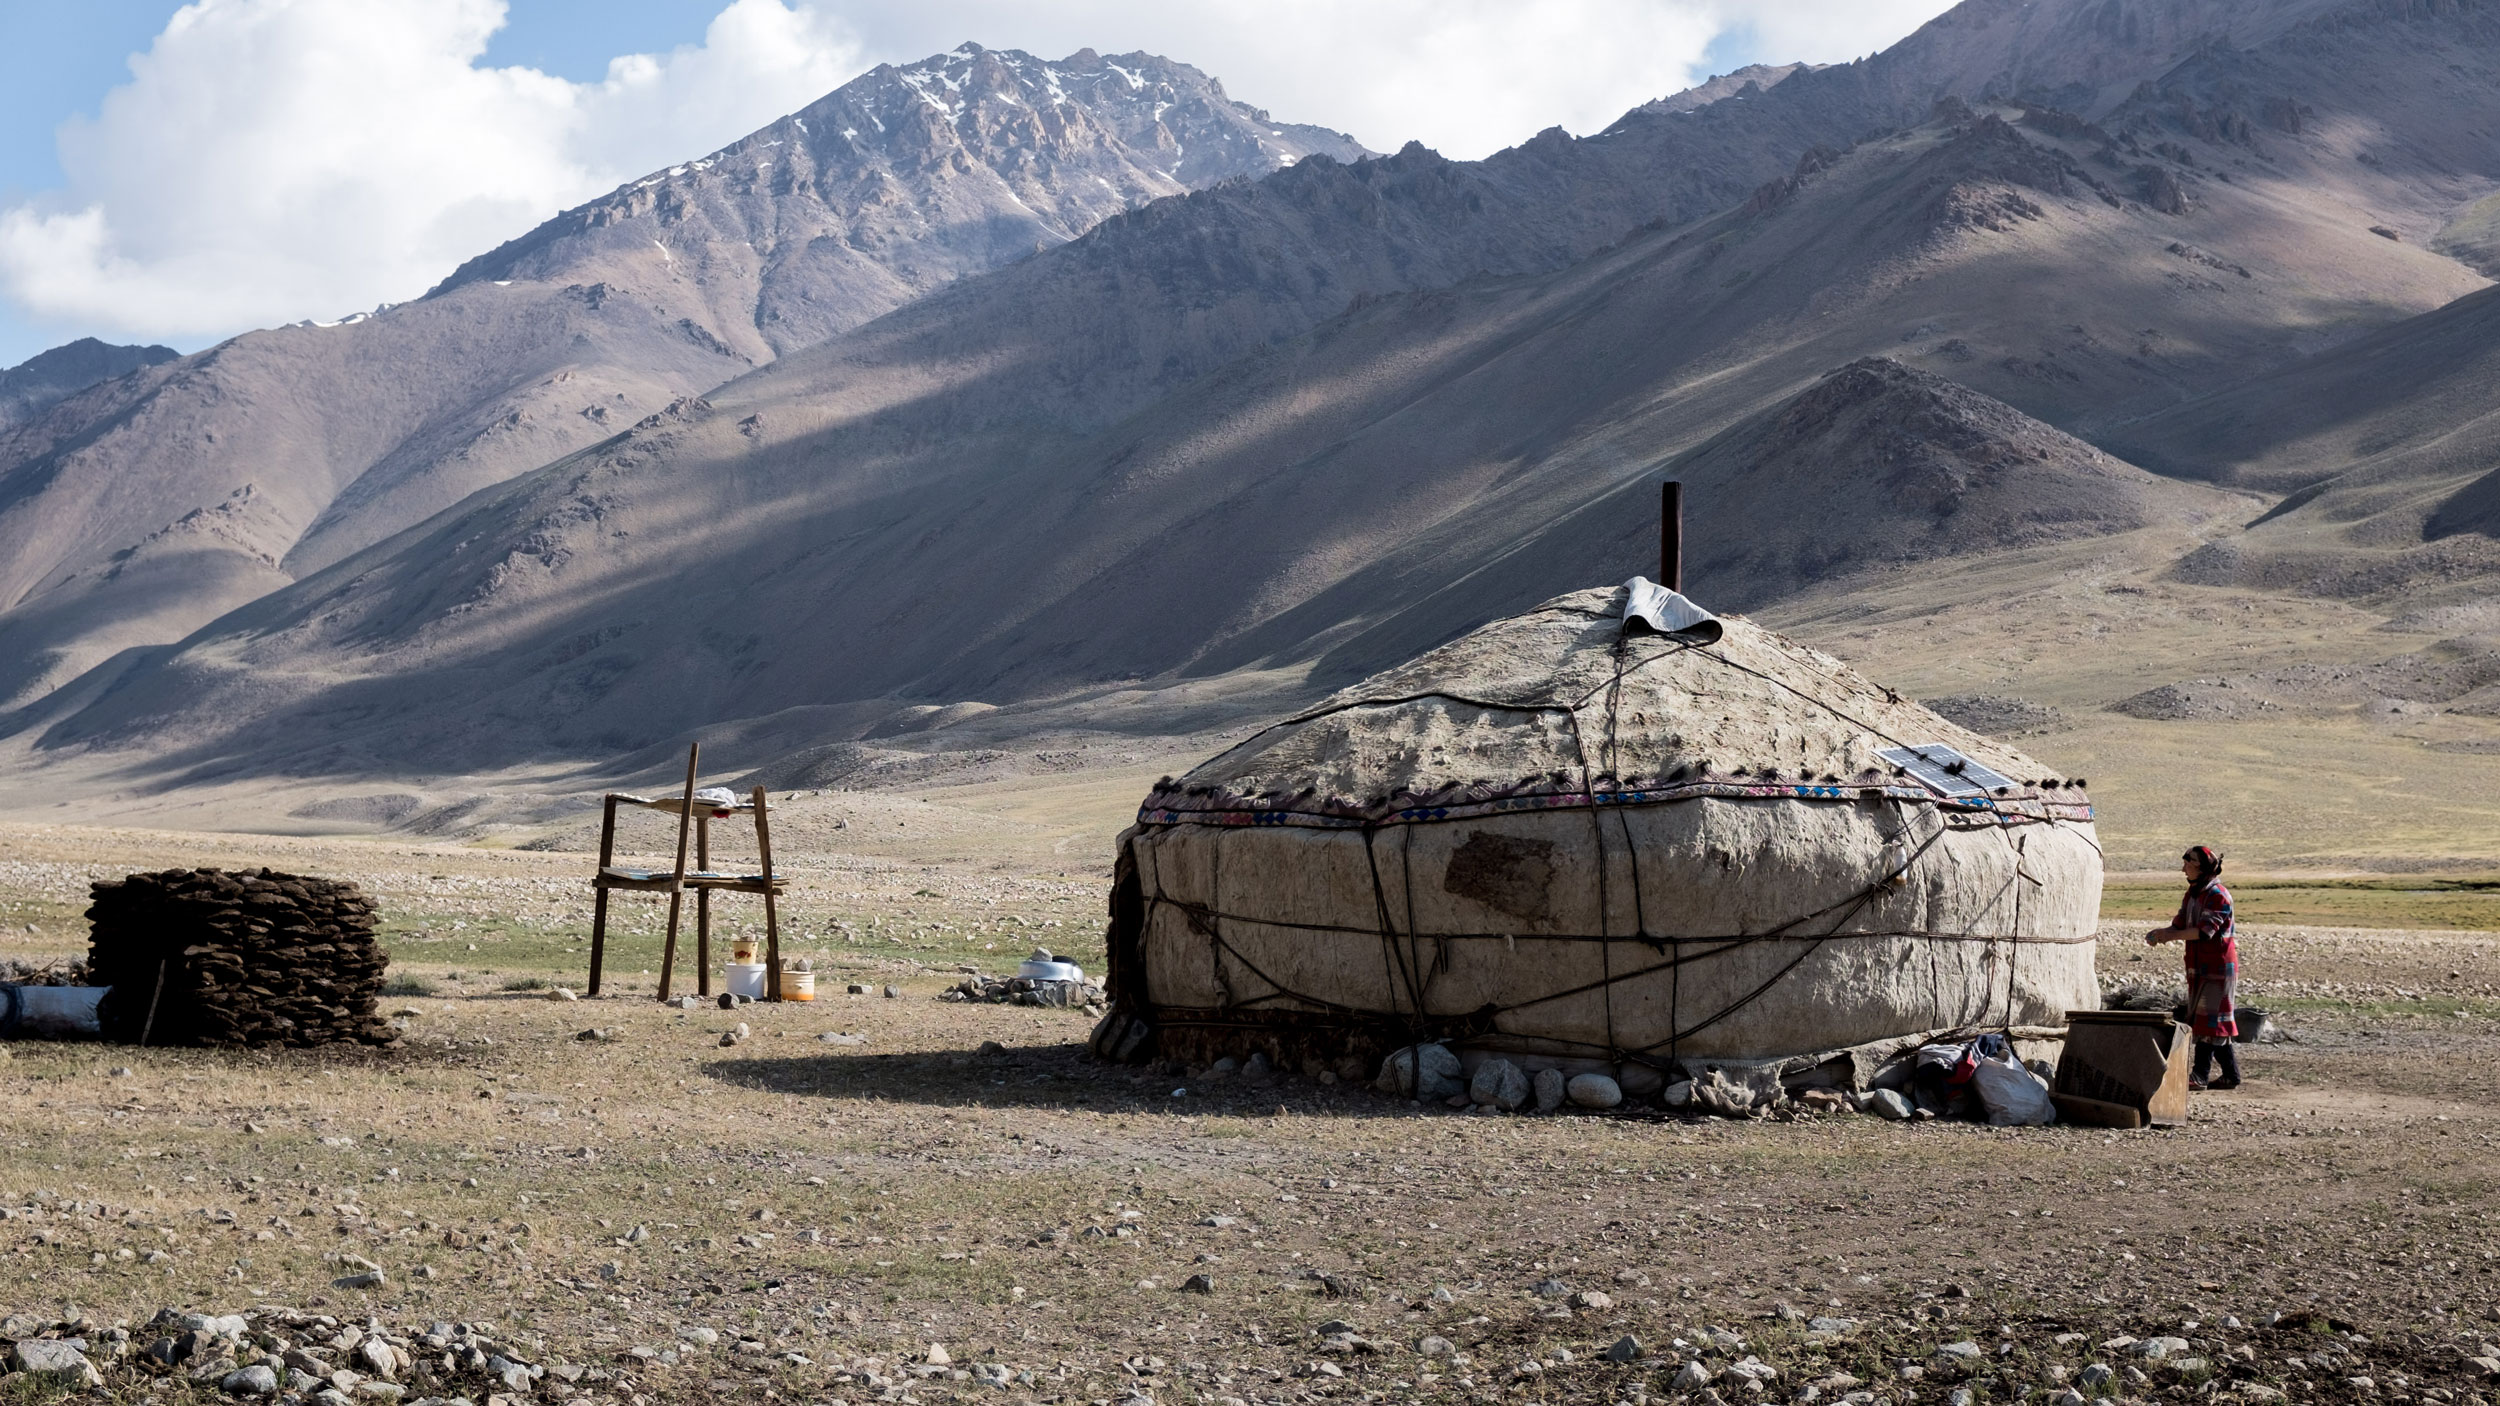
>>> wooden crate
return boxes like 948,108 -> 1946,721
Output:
2051,1009 -> 2192,1128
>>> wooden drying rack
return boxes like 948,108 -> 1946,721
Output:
584,742 -> 788,1000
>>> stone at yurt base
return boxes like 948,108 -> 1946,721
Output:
1091,580 -> 2100,1105
86,868 -> 395,1048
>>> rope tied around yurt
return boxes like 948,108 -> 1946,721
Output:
1537,809 -> 1960,1065
1139,612 -> 2091,832
1358,826 -> 1428,1041
1112,586 -> 2098,1074
1132,799 -> 1981,1065
1995,825 -> 2045,1033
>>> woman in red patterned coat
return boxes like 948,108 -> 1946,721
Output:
2144,844 -> 2241,1090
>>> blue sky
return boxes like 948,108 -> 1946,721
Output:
0,1 -> 1951,369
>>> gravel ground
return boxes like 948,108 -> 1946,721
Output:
0,826 -> 2494,1405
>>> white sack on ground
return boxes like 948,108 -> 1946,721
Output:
1972,1048 -> 2059,1126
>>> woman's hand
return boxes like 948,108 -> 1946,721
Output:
2144,928 -> 2172,945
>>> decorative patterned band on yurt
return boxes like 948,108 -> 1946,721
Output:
1093,581 -> 2102,1093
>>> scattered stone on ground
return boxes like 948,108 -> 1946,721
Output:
0,1304 -> 671,1402
1533,1066 -> 1566,1113
1921,693 -> 2068,737
1375,1042 -> 1466,1100
1566,1072 -> 1623,1109
10,1337 -> 102,1388
1469,1057 -> 1531,1112
942,968 -> 1105,1010
1,825 -> 2494,1406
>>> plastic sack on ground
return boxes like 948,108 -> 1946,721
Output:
1971,1046 -> 2057,1126
0,984 -> 107,1039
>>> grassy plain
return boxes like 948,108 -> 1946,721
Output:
2100,876 -> 2500,931
1767,528 -> 2500,876
1,812 -> 2497,1403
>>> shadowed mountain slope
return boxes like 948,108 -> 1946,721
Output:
5,0 -> 2462,722
14,0 -> 2500,792
24,105 -> 2374,778
0,47 -> 1367,709
2115,281 -> 2500,495
1629,357 -> 2204,598
2109,282 -> 2500,603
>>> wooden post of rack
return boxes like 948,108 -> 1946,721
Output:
755,785 -> 782,1000
587,794 -> 619,996
655,743 -> 699,1001
695,810 -> 713,997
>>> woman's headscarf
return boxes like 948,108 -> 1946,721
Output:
2183,844 -> 2224,883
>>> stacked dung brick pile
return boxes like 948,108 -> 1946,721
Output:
87,868 -> 395,1047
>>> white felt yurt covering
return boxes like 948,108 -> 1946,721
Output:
1091,582 -> 2101,1093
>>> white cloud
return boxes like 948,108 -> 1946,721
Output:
0,0 -> 1960,348
804,0 -> 1961,159
0,0 -> 865,342
1702,0 -> 1969,68
814,0 -> 1727,160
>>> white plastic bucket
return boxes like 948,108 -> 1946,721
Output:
781,969 -> 815,1001
724,963 -> 768,1000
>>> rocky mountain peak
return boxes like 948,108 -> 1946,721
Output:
1637,63 -> 1817,116
429,44 -> 1369,327
1772,357 -> 2108,493
796,43 -> 1357,189
12,0 -> 2500,787
0,338 -> 179,433
0,44 -> 1371,706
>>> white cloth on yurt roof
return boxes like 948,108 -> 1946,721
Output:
1619,576 -> 1721,642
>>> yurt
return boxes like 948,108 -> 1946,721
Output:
1090,579 -> 2100,1098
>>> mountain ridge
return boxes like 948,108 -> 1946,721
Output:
39,91 -> 2451,776
0,46 -> 1370,710
424,43 -> 1370,355
2111,281 -> 2500,603
11,0 -> 2500,807
0,338 -> 178,433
